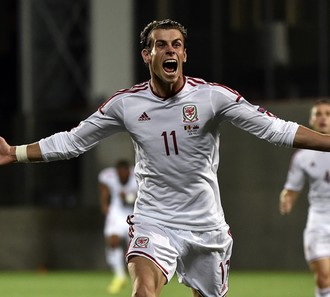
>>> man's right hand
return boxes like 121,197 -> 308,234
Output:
0,137 -> 16,165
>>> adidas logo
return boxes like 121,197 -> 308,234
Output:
138,112 -> 151,121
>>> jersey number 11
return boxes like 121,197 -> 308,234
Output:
161,130 -> 179,156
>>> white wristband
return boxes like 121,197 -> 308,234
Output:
16,145 -> 29,163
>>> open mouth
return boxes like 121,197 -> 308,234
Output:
163,59 -> 178,73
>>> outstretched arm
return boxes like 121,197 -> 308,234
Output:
0,104 -> 127,166
293,125 -> 330,151
0,137 -> 43,165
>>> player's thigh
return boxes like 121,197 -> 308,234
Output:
126,217 -> 179,283
309,258 -> 330,279
128,256 -> 166,296
177,226 -> 233,297
191,288 -> 203,297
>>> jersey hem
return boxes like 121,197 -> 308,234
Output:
132,213 -> 227,231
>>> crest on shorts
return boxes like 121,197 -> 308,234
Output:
183,105 -> 199,123
134,236 -> 149,248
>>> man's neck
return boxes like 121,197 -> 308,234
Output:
150,76 -> 185,98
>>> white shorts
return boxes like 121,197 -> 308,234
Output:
304,228 -> 330,262
304,210 -> 330,262
125,215 -> 233,297
104,209 -> 131,238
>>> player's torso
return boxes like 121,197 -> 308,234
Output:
300,150 -> 330,189
123,84 -> 219,176
105,80 -> 228,229
103,169 -> 136,210
298,151 -> 330,213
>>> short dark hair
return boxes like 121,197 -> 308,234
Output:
140,19 -> 188,51
115,159 -> 130,168
313,99 -> 330,107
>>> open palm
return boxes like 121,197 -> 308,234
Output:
0,137 -> 14,165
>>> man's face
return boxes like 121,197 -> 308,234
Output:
309,103 -> 330,134
141,28 -> 187,85
117,166 -> 129,184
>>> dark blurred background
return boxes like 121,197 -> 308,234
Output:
0,0 -> 329,270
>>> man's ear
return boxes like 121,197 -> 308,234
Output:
183,49 -> 187,63
141,49 -> 151,64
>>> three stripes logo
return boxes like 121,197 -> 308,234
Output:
138,112 -> 151,121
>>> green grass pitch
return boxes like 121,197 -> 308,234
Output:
0,270 -> 313,297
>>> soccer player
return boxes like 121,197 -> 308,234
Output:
98,159 -> 137,294
1,19 -> 330,297
279,99 -> 330,297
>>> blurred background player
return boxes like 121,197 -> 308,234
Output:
279,99 -> 330,297
98,159 -> 137,294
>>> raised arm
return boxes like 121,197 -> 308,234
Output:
0,137 -> 43,165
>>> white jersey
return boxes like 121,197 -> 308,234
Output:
39,76 -> 299,231
98,167 -> 137,214
284,149 -> 330,230
284,149 -> 330,212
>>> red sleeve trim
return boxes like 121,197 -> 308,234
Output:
187,76 -> 207,86
98,82 -> 149,114
206,81 -> 242,101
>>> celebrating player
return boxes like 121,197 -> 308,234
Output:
98,159 -> 137,294
1,19 -> 330,297
280,99 -> 330,297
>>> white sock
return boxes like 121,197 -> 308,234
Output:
105,247 -> 126,278
316,287 -> 330,297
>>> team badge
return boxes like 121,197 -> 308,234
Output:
134,236 -> 149,248
183,105 -> 199,123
